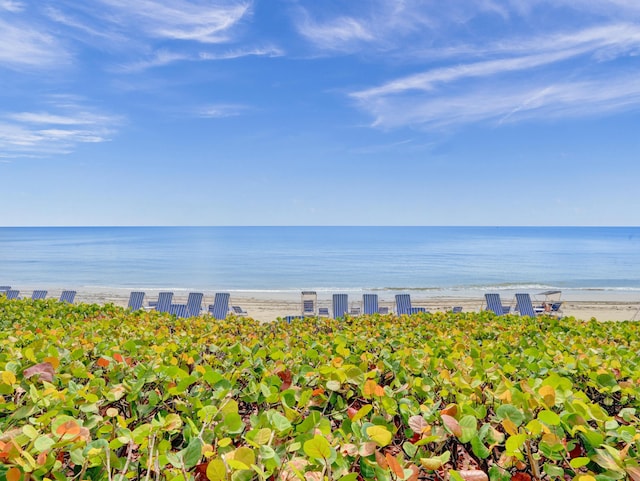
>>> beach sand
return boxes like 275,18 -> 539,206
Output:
12,286 -> 639,323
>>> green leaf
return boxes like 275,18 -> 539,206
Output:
496,405 -> 525,426
34,435 -> 56,453
538,410 -> 561,426
269,411 -> 292,433
303,434 -> 331,460
459,415 -> 477,443
182,438 -> 203,469
569,457 -> 591,469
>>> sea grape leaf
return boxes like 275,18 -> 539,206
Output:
538,410 -> 561,426
366,425 -> 392,447
182,438 -> 203,469
459,415 -> 477,443
23,362 -> 55,383
420,451 -> 451,470
206,458 -> 227,481
304,434 -> 331,460
351,404 -> 372,423
441,414 -> 463,438
496,405 -> 525,426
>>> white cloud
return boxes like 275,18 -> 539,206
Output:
0,17 -> 69,70
0,98 -> 122,158
198,46 -> 284,61
0,0 -> 24,12
357,73 -> 640,130
296,15 -> 374,52
351,21 -> 640,129
95,0 -> 251,43
198,104 -> 248,118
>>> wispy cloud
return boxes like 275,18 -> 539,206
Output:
94,0 -> 252,43
351,22 -> 640,129
0,0 -> 24,12
296,15 -> 374,52
0,97 -> 122,158
197,104 -> 249,118
0,17 -> 69,70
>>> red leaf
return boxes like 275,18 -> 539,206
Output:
277,369 -> 293,391
23,362 -> 55,383
511,473 -> 532,481
385,453 -> 404,478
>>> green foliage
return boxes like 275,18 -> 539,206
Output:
1,298 -> 640,480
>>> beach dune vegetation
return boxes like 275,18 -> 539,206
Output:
0,298 -> 639,480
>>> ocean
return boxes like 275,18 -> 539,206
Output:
1,226 -> 639,301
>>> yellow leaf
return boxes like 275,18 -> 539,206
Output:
43,357 -> 60,369
538,385 -> 556,407
366,425 -> 392,447
502,418 -> 518,436
2,371 -> 16,385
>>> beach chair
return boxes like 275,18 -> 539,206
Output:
0,286 -> 10,294
363,294 -> 379,315
451,306 -> 463,313
301,291 -> 317,317
350,306 -> 361,315
6,290 -> 20,300
484,293 -> 510,315
169,304 -> 189,318
231,305 -> 248,316
208,292 -> 230,320
515,293 -> 537,317
32,290 -> 48,300
318,307 -> 330,317
127,291 -> 145,311
59,290 -> 76,304
332,294 -> 349,319
154,292 -> 174,313
185,292 -> 203,317
395,294 -> 413,315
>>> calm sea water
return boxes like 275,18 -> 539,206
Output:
1,227 -> 639,299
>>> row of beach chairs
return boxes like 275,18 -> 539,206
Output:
296,292 -> 462,320
0,286 -> 243,320
0,286 -> 76,303
128,291 -> 244,320
295,291 -> 560,321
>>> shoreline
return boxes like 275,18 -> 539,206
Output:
5,284 -> 640,323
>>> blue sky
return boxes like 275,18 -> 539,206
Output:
1,0 -> 639,226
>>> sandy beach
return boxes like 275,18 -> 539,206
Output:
9,286 -> 639,323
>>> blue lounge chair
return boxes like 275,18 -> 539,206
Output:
6,290 -> 20,300
515,293 -> 537,317
363,294 -> 379,315
451,306 -> 463,313
332,294 -> 348,319
395,294 -> 412,315
208,292 -> 230,320
395,294 -> 427,315
32,290 -> 48,300
231,305 -> 247,316
318,307 -> 330,317
484,293 -> 510,315
155,292 -> 174,313
185,292 -> 203,317
59,290 -> 76,303
127,291 -> 145,311
0,286 -> 10,294
169,304 -> 189,318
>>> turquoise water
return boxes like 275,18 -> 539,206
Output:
1,227 -> 639,296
